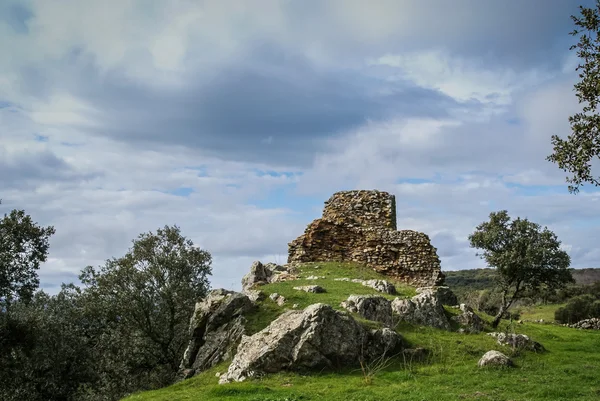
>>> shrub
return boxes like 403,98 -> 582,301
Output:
555,295 -> 600,323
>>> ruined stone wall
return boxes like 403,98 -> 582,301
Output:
322,190 -> 397,230
288,190 -> 444,287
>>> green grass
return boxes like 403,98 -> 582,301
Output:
517,304 -> 567,323
124,263 -> 600,401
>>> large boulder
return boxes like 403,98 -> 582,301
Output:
487,333 -> 544,352
416,286 -> 457,306
391,289 -> 451,330
478,350 -> 513,368
179,289 -> 255,378
219,303 -> 403,383
341,295 -> 394,327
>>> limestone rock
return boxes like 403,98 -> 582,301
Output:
478,350 -> 513,368
244,289 -> 266,303
569,318 -> 600,330
293,285 -> 326,293
179,289 -> 255,377
416,286 -> 457,306
341,295 -> 394,327
391,289 -> 450,330
241,261 -> 296,292
452,304 -> 484,333
357,279 -> 397,294
287,190 -> 444,287
219,304 -> 403,383
269,293 -> 286,306
487,333 -> 544,352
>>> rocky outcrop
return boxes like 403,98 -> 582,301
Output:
219,304 -> 403,383
487,333 -> 544,352
287,190 -> 444,287
341,295 -> 394,327
416,286 -> 457,306
391,289 -> 450,330
453,304 -> 485,333
478,350 -> 513,368
241,261 -> 295,292
179,289 -> 255,378
569,318 -> 600,330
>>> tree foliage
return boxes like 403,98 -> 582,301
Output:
0,221 -> 212,401
468,210 -> 573,327
78,224 -> 212,398
548,1 -> 600,193
0,207 -> 55,305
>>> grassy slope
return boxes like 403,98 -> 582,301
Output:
124,263 -> 600,401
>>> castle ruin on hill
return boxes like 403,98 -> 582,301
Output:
287,190 -> 444,287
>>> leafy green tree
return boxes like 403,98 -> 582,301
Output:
547,1 -> 600,193
79,225 -> 212,398
0,205 -> 55,306
469,210 -> 573,327
0,286 -> 97,401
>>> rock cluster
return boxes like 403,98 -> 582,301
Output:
487,333 -> 544,352
179,289 -> 255,378
219,304 -> 403,383
569,318 -> 600,330
287,190 -> 444,287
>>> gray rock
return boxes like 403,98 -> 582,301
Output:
241,261 -> 274,291
360,279 -> 397,295
219,303 -> 403,383
391,289 -> 451,330
293,285 -> 326,293
269,293 -> 286,306
569,318 -> 600,330
487,333 -> 544,352
179,289 -> 255,378
243,289 -> 266,303
452,304 -> 484,333
415,286 -> 457,306
341,295 -> 394,327
478,350 -> 513,367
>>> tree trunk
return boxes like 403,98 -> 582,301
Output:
491,304 -> 507,328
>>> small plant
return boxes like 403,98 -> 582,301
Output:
358,352 -> 395,385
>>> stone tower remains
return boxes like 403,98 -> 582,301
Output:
287,190 -> 444,287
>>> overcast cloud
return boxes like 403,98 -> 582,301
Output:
1,0 -> 598,293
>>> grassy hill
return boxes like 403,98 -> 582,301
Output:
124,263 -> 600,401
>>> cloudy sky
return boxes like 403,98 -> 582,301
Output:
2,0 -> 599,293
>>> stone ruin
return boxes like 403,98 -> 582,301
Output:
287,190 -> 444,287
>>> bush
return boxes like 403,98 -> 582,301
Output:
555,295 -> 600,324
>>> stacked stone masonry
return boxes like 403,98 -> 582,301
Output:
288,190 -> 444,287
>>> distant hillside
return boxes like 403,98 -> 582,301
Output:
444,267 -> 600,294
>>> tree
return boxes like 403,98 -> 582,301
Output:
0,286 -> 97,401
468,210 -> 573,328
547,1 -> 600,193
0,205 -> 55,306
79,225 -> 212,398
